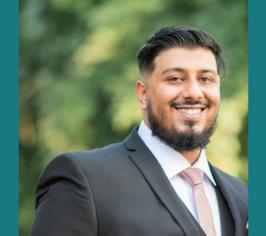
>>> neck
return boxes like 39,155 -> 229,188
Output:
180,148 -> 201,165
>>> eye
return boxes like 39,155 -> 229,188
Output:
167,76 -> 184,82
199,73 -> 219,84
199,75 -> 217,84
200,76 -> 211,82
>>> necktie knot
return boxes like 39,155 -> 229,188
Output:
180,168 -> 204,186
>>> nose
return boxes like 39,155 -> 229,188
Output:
181,79 -> 203,100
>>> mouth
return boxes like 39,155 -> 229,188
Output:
176,108 -> 203,115
172,104 -> 207,117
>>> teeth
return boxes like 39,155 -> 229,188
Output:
177,108 -> 201,115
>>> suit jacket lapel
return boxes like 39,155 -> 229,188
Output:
124,129 -> 206,236
210,165 -> 245,236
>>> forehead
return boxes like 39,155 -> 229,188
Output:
153,47 -> 218,74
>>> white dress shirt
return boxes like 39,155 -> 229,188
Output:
138,121 -> 221,236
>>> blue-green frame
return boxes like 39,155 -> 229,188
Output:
0,0 -> 19,235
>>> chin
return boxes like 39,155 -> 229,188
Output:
176,125 -> 204,134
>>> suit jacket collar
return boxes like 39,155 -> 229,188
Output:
124,128 -> 245,236
124,128 -> 206,236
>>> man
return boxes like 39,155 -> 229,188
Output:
30,26 -> 248,236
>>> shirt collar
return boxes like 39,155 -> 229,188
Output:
137,121 -> 216,185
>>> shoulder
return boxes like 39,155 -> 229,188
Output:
212,165 -> 247,190
35,142 -> 126,203
39,141 -> 126,177
56,141 -> 124,161
211,165 -> 248,206
37,142 -> 129,188
211,165 -> 248,219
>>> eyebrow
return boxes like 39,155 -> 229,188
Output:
161,67 -> 218,75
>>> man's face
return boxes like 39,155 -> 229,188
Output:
136,47 -> 220,151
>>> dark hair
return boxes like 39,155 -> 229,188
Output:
137,26 -> 225,76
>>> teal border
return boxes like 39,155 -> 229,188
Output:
249,0 -> 265,235
0,0 -> 19,235
0,0 -> 260,235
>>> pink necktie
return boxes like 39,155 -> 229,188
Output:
181,168 -> 217,236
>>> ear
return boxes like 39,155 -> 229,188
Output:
135,80 -> 148,110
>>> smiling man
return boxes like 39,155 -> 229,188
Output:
136,46 -> 220,164
31,26 -> 248,236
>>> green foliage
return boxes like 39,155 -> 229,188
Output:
20,0 -> 247,235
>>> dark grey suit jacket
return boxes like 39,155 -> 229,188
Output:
30,128 -> 248,236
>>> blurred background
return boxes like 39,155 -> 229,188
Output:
19,0 -> 247,235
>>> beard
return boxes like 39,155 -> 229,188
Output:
147,103 -> 217,152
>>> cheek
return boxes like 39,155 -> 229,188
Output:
152,85 -> 180,103
213,93 -> 220,106
205,87 -> 220,106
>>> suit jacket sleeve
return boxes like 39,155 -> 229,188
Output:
30,153 -> 98,236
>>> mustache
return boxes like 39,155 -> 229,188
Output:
171,99 -> 210,108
